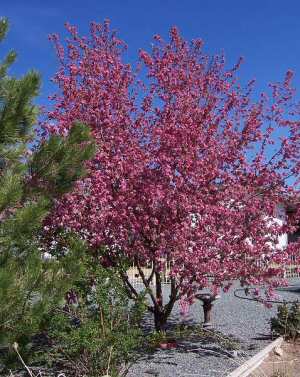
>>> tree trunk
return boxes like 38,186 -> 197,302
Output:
153,272 -> 166,331
121,260 -> 179,332
153,274 -> 178,331
154,308 -> 167,332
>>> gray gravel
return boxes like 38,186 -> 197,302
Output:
127,278 -> 300,377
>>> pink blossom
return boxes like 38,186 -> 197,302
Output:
43,21 -> 300,328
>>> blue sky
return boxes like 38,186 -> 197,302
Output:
2,0 -> 300,107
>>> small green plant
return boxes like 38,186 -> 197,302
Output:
147,324 -> 195,349
147,330 -> 168,348
172,323 -> 198,339
46,254 -> 146,377
271,302 -> 300,340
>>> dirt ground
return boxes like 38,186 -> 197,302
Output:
250,340 -> 300,377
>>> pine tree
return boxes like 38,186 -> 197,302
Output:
0,18 -> 95,355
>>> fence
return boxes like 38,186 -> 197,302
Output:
127,262 -> 171,286
126,260 -> 300,286
283,264 -> 300,278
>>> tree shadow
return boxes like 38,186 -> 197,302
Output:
276,285 -> 300,294
134,322 -> 245,364
251,333 -> 274,341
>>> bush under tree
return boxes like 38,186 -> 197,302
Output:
46,252 -> 146,377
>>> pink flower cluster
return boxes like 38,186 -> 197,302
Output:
44,21 -> 300,311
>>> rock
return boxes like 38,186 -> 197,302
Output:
159,341 -> 177,349
203,321 -> 213,329
274,346 -> 284,357
230,350 -> 238,358
145,369 -> 159,376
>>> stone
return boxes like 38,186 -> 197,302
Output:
145,369 -> 159,376
274,346 -> 283,357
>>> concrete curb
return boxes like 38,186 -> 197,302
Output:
227,336 -> 284,377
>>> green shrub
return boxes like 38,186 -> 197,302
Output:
46,254 -> 146,377
271,302 -> 300,340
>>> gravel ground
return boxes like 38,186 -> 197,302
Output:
127,278 -> 300,377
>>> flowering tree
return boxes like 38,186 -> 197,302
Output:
45,21 -> 300,330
